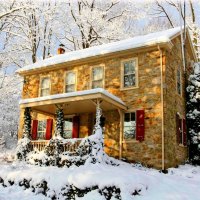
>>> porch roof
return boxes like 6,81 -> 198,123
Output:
19,88 -> 127,115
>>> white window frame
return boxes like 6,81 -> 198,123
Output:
90,64 -> 105,89
123,111 -> 137,140
39,76 -> 51,97
37,120 -> 46,140
176,67 -> 182,96
121,57 -> 138,90
63,117 -> 73,139
64,70 -> 77,93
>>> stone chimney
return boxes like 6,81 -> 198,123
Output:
57,44 -> 65,54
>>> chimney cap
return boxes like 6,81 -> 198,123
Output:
57,44 -> 65,55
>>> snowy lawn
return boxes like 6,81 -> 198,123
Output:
0,161 -> 199,200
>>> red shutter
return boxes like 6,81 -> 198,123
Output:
72,116 -> 80,138
182,118 -> 187,146
46,119 -> 53,140
136,110 -> 145,142
32,120 -> 38,140
176,113 -> 181,144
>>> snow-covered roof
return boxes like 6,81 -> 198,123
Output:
17,27 -> 182,74
19,88 -> 125,106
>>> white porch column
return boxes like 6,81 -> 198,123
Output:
118,109 -> 124,160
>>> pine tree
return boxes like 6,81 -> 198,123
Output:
187,63 -> 200,165
55,106 -> 64,137
23,107 -> 31,138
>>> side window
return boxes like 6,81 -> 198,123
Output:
65,72 -> 76,93
63,118 -> 73,139
177,67 -> 181,95
91,66 -> 103,89
176,113 -> 187,146
37,120 -> 46,139
124,112 -> 136,139
40,77 -> 50,97
122,59 -> 137,88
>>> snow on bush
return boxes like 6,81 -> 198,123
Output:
187,62 -> 200,165
16,137 -> 32,160
22,127 -> 120,168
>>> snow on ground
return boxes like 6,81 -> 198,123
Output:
0,161 -> 200,200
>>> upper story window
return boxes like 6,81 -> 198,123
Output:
40,77 -> 50,97
65,72 -> 76,93
121,58 -> 137,89
124,112 -> 136,140
91,66 -> 103,89
177,67 -> 181,95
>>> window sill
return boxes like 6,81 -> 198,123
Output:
120,86 -> 139,91
122,139 -> 139,144
178,144 -> 187,148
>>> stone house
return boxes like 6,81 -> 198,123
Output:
16,27 -> 197,170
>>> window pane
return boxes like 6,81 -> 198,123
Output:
124,112 -> 136,140
92,80 -> 103,89
93,67 -> 103,81
37,120 -> 46,140
41,78 -> 50,89
124,113 -> 130,122
124,60 -> 135,75
124,63 -> 129,74
66,85 -> 75,93
41,88 -> 50,96
63,119 -> 73,139
124,74 -> 135,87
66,72 -> 75,85
129,60 -> 135,73
131,112 -> 136,121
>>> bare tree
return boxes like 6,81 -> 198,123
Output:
57,0 -> 150,50
152,0 -> 200,60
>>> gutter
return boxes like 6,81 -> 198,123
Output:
158,46 -> 165,171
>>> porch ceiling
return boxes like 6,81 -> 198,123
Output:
19,89 -> 127,115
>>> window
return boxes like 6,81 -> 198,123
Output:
37,120 -> 46,140
177,67 -> 181,95
122,59 -> 137,88
124,112 -> 136,139
63,118 -> 73,139
176,114 -> 187,146
91,66 -> 103,89
65,72 -> 76,93
40,77 -> 50,96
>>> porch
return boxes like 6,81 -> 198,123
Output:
19,89 -> 127,157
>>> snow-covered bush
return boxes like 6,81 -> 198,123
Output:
24,126 -> 119,167
16,137 -> 32,160
187,62 -> 200,165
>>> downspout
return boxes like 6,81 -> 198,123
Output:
158,46 -> 165,171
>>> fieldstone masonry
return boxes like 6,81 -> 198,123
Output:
19,35 -> 194,169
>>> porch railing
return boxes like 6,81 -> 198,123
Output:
30,139 -> 82,153
31,140 -> 49,151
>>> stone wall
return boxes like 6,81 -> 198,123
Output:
19,49 -> 164,168
163,36 -> 192,168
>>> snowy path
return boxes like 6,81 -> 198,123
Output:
0,163 -> 199,200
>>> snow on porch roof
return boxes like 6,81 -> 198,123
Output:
19,88 -> 126,109
16,27 -> 182,74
